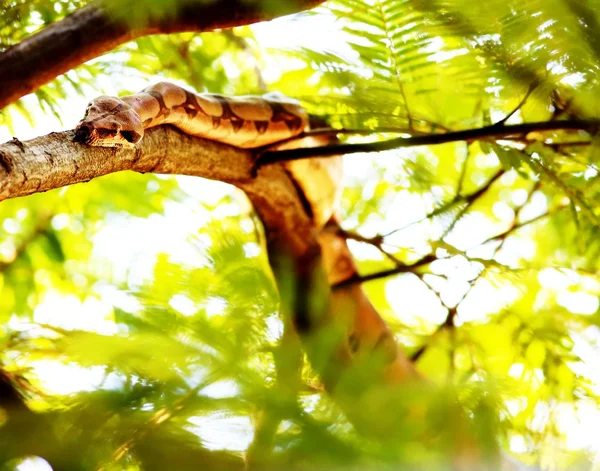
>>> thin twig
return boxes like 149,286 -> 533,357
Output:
255,119 -> 600,166
441,169 -> 505,239
335,227 -> 405,266
473,204 -> 568,250
494,82 -> 539,126
332,254 -> 437,289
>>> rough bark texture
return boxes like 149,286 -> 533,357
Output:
0,126 -> 315,253
0,0 -> 327,110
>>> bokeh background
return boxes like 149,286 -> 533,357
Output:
2,0 -> 600,469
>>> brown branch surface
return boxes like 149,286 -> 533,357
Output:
0,0 -> 326,109
0,126 -> 315,255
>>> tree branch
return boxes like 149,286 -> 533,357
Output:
0,0 -> 326,109
256,119 -> 599,165
441,169 -> 505,239
0,126 -> 316,256
332,254 -> 438,289
334,167 -> 505,262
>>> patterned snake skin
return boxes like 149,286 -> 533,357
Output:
75,82 -> 342,228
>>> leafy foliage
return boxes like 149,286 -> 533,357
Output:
2,0 -> 600,470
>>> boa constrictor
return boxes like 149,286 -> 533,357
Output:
75,82 -> 342,229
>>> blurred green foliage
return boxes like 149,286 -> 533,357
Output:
2,0 -> 600,469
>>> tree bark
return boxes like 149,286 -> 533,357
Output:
0,0 -> 326,110
0,126 -> 316,253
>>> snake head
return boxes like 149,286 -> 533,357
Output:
74,96 -> 143,148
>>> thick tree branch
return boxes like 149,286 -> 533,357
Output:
0,126 -> 316,255
256,119 -> 599,165
0,0 -> 326,109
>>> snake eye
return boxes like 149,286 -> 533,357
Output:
121,131 -> 138,143
74,125 -> 91,142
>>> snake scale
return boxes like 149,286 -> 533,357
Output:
75,81 -> 342,229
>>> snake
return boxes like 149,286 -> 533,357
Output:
74,81 -> 343,228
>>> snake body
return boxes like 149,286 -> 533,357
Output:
75,82 -> 342,227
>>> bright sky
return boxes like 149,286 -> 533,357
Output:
2,6 -> 600,470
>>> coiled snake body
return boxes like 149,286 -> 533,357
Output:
75,82 -> 342,228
